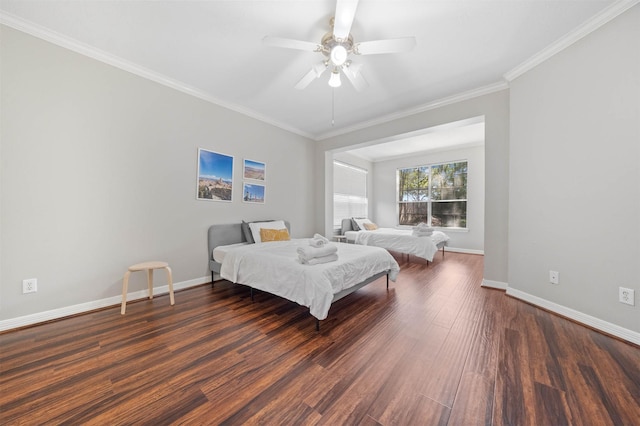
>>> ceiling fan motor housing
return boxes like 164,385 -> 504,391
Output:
321,18 -> 354,67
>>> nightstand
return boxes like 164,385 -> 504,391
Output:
333,235 -> 347,243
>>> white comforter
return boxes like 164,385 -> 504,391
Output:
220,239 -> 400,320
353,228 -> 450,262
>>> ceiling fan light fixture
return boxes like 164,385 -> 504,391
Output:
330,45 -> 348,66
328,70 -> 342,88
263,0 -> 415,92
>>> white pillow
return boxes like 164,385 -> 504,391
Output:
249,220 -> 287,243
353,217 -> 373,231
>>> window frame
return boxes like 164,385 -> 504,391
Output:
397,160 -> 468,229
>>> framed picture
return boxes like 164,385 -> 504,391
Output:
243,182 -> 265,204
197,148 -> 234,202
243,159 -> 266,181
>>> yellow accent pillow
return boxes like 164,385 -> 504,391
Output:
260,228 -> 291,242
363,222 -> 378,230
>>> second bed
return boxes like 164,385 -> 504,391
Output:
341,218 -> 449,263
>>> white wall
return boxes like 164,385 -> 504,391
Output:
508,6 -> 639,333
317,90 -> 510,284
0,26 -> 315,323
372,145 -> 485,252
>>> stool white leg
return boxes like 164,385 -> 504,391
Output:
147,268 -> 154,299
121,270 -> 131,315
165,266 -> 175,306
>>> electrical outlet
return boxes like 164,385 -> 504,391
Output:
549,270 -> 559,285
22,278 -> 38,294
619,287 -> 635,306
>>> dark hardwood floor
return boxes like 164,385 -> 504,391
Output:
1,252 -> 638,425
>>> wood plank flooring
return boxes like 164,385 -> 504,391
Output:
1,252 -> 638,425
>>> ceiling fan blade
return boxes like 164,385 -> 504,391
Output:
263,36 -> 320,52
333,0 -> 359,40
355,37 -> 416,55
312,62 -> 328,77
295,63 -> 327,90
295,70 -> 317,90
342,64 -> 368,91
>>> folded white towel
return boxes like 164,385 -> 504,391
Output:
314,233 -> 329,242
309,233 -> 330,247
296,243 -> 338,261
309,239 -> 324,248
413,222 -> 432,230
298,253 -> 339,265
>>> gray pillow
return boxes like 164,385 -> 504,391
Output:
351,218 -> 361,231
241,220 -> 255,244
242,219 -> 278,243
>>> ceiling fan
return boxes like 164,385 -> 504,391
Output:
263,0 -> 416,91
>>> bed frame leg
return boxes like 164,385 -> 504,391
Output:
316,319 -> 320,332
386,274 -> 389,290
211,271 -> 214,288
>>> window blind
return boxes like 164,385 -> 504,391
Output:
333,161 -> 368,227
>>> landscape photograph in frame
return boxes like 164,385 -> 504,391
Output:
197,148 -> 234,202
243,159 -> 266,181
243,183 -> 265,204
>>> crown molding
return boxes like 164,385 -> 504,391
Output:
6,1 -> 634,143
315,81 -> 509,141
504,0 -> 640,82
0,12 -> 314,140
2,9 -> 507,143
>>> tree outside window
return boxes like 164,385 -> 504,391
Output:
398,161 -> 467,228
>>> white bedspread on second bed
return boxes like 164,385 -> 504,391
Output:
219,239 -> 400,320
353,228 -> 450,262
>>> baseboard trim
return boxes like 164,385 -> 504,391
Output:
481,279 -> 508,290
446,247 -> 484,255
506,287 -> 640,346
7,276 -> 637,346
0,276 -> 210,333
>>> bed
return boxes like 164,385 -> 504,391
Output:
208,220 -> 400,330
340,218 -> 449,263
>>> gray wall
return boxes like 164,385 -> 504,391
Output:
317,90 -> 510,285
372,144 -> 485,252
0,26 -> 315,321
508,6 -> 639,332
3,5 -> 635,338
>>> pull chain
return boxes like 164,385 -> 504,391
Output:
331,89 -> 335,127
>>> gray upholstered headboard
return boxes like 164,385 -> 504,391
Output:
208,221 -> 291,277
340,218 -> 355,235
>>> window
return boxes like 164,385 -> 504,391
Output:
398,161 -> 467,228
333,161 -> 368,228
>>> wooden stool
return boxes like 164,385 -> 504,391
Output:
121,261 -> 174,314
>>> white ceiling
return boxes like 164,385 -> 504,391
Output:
346,117 -> 485,162
0,0 -> 621,141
